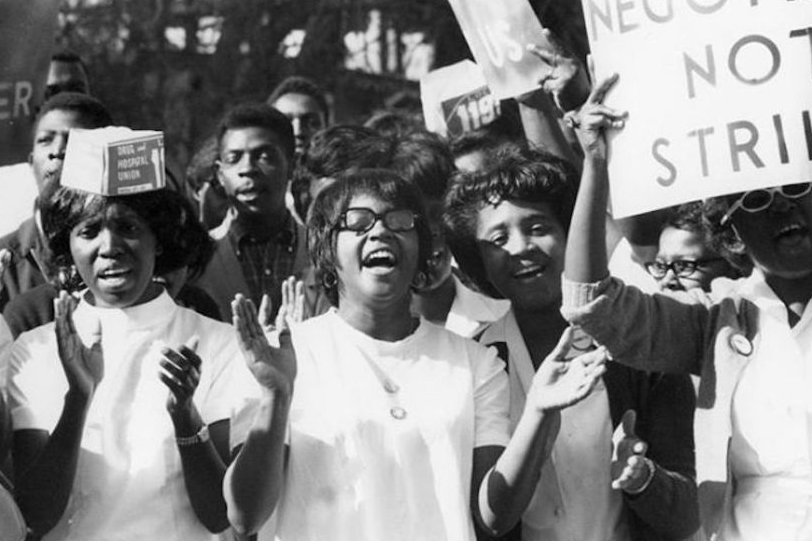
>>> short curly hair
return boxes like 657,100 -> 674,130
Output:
372,130 -> 455,200
443,143 -> 578,298
291,125 -> 380,220
700,195 -> 754,276
266,76 -> 329,122
307,168 -> 432,307
35,92 -> 112,135
216,102 -> 295,161
42,187 -> 213,282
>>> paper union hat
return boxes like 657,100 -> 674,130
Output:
61,127 -> 166,195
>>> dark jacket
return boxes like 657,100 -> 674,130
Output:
479,311 -> 698,541
0,217 -> 49,312
195,213 -> 313,322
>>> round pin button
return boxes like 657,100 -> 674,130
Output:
729,333 -> 753,356
390,406 -> 407,420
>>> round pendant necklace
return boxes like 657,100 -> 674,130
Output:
365,357 -> 408,420
360,317 -> 420,421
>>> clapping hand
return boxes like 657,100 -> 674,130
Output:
159,336 -> 202,417
528,326 -> 607,412
232,293 -> 296,397
611,410 -> 653,493
257,276 -> 306,336
0,249 -> 10,294
54,290 -> 103,398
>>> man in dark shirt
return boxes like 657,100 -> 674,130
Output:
195,103 -> 309,321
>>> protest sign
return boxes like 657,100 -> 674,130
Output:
446,0 -> 553,100
0,1 -> 61,166
421,60 -> 502,139
61,127 -> 166,195
582,0 -> 812,217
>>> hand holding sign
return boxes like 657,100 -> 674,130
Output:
527,29 -> 591,112
446,0 -> 553,99
580,0 -> 812,217
611,410 -> 654,493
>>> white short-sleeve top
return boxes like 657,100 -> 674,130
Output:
260,309 -> 509,541
8,291 -> 246,541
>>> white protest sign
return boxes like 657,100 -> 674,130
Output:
421,60 -> 502,139
62,127 -> 165,195
583,0 -> 812,217
446,0 -> 553,100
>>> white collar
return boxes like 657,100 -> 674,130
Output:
73,289 -> 177,337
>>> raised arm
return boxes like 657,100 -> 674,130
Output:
159,337 -> 230,533
224,294 -> 296,535
517,91 -> 577,165
519,29 -> 591,164
560,76 -> 712,375
473,328 -> 607,535
13,292 -> 103,537
564,74 -> 625,284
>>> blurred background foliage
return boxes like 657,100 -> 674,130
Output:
55,0 -> 588,170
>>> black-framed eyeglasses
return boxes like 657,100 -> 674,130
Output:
720,183 -> 812,225
339,208 -> 417,233
645,258 -> 724,279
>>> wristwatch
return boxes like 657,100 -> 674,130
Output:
625,457 -> 656,495
176,425 -> 210,447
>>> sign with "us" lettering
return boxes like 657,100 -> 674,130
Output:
446,0 -> 552,100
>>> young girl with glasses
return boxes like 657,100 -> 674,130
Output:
563,74 -> 812,540
645,202 -> 745,293
224,169 -> 608,540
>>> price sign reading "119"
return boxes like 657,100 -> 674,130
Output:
441,86 -> 502,138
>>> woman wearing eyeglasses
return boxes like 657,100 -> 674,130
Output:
223,169 -> 608,540
645,202 -> 745,293
562,75 -> 812,540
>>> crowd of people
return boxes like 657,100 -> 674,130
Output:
0,29 -> 809,541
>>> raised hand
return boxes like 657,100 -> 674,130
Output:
611,409 -> 653,492
54,290 -> 103,397
527,28 -> 590,111
277,276 -> 305,328
568,73 -> 627,157
232,293 -> 296,397
257,276 -> 306,335
527,326 -> 607,412
0,248 -> 10,295
159,336 -> 202,417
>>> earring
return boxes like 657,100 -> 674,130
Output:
322,270 -> 337,289
410,271 -> 427,291
57,265 -> 79,290
729,223 -> 746,253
